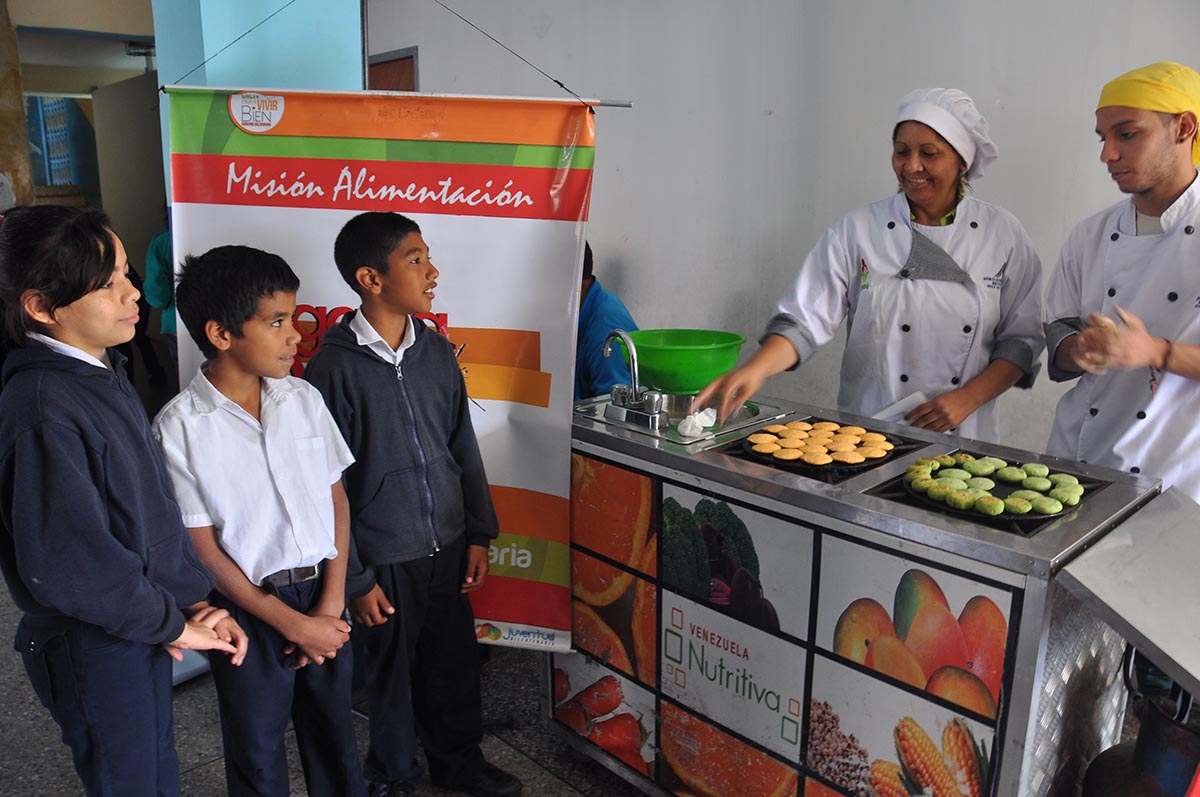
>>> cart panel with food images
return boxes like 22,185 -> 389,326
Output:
564,396 -> 1163,797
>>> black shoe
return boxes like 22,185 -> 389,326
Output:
369,780 -> 415,797
441,762 -> 522,797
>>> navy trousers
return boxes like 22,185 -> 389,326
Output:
210,579 -> 366,797
16,615 -> 179,796
362,533 -> 485,787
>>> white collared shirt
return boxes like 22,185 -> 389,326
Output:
152,368 -> 354,586
349,308 -> 416,367
26,332 -> 110,370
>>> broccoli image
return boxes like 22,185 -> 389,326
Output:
693,499 -> 760,578
661,497 -> 710,598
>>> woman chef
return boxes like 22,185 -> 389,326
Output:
695,88 -> 1044,444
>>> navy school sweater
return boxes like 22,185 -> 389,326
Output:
0,342 -> 213,645
303,313 -> 499,598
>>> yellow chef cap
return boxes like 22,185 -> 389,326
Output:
1098,61 -> 1200,166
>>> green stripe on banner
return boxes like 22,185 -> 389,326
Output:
486,534 -> 568,584
168,92 -> 594,169
168,92 -> 223,155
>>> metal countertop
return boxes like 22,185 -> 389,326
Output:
573,395 -> 1161,578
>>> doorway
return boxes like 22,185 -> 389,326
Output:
368,47 -> 417,91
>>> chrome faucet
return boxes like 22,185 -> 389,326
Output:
600,328 -> 667,430
603,329 -> 641,403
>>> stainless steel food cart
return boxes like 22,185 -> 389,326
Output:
552,394 -> 1169,797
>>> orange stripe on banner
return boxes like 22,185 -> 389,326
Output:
447,327 -> 541,370
231,93 -> 597,147
491,486 -> 568,544
463,363 -> 551,408
470,575 -> 571,630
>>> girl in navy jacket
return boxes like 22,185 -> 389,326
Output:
0,206 -> 246,795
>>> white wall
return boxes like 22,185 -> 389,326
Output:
367,0 -> 1200,453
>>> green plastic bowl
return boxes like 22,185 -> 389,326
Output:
621,329 -> 745,394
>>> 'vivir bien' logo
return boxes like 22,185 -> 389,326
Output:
229,92 -> 286,133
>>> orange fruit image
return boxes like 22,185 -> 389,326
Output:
926,665 -> 998,720
803,779 -> 843,797
572,550 -> 634,609
832,598 -> 896,664
660,702 -> 799,797
571,455 -> 653,604
632,539 -> 658,686
958,595 -> 1007,704
864,634 -> 926,689
572,600 -> 633,676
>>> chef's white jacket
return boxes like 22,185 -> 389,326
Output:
1044,172 -> 1200,501
767,193 -> 1044,443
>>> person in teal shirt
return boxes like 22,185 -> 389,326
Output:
575,242 -> 638,400
144,228 -> 177,362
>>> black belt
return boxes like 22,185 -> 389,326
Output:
262,564 -> 320,594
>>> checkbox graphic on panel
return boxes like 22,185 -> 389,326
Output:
664,628 -> 683,664
671,606 -> 684,630
781,716 -> 799,746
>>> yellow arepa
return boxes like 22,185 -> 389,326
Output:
1098,61 -> 1200,166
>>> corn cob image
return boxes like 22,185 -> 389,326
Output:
869,759 -> 910,797
942,719 -> 983,797
895,717 -> 964,797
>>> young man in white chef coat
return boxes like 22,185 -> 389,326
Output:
1044,61 -> 1200,501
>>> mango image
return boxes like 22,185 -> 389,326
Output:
926,666 -> 998,720
893,569 -> 949,640
833,598 -> 896,665
959,595 -> 1007,704
904,602 -> 969,678
865,634 -> 926,689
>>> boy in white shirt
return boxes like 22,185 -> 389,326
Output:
153,245 -> 366,796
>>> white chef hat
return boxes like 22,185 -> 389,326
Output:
895,88 -> 999,181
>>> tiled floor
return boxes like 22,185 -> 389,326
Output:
0,589 -> 646,796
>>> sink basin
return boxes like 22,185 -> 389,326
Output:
656,393 -> 758,425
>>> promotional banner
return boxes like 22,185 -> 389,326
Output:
166,86 -> 594,651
